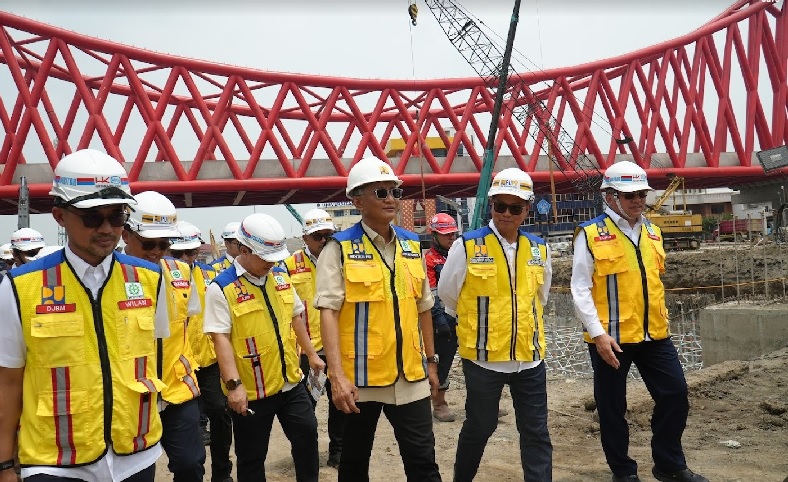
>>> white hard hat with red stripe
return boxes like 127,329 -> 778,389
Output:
600,161 -> 653,193
237,213 -> 290,262
11,228 -> 46,252
170,221 -> 203,250
50,149 -> 136,208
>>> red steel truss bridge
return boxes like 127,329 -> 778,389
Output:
0,0 -> 786,215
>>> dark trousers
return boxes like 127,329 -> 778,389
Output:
160,398 -> 206,482
196,362 -> 233,481
434,325 -> 458,390
454,359 -> 552,482
24,463 -> 155,482
588,338 -> 689,477
299,354 -> 345,458
339,396 -> 441,482
231,384 -> 319,482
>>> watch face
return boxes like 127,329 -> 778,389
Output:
225,379 -> 241,390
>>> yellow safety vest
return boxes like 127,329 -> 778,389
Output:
582,214 -> 669,344
11,251 -> 164,466
457,226 -> 547,362
214,266 -> 302,400
333,223 -> 428,387
210,255 -> 232,272
159,259 -> 200,404
282,250 -> 321,352
189,262 -> 218,368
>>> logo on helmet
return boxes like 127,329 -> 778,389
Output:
95,176 -> 123,188
379,166 -> 391,175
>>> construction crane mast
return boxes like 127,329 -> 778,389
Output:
285,204 -> 304,225
424,0 -> 604,228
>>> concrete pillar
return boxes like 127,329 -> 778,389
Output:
699,303 -> 788,366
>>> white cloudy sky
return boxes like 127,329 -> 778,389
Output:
0,0 -> 731,242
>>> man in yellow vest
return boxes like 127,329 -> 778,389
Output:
316,156 -> 441,482
204,213 -> 324,482
571,161 -> 708,482
0,149 -> 169,482
210,222 -> 241,272
439,168 -> 553,481
122,192 -> 206,482
170,222 -> 233,482
281,208 -> 345,468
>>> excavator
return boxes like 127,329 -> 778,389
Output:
644,174 -> 703,250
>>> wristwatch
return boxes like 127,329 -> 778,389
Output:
426,354 -> 440,364
224,378 -> 243,390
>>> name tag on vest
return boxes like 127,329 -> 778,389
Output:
469,257 -> 494,264
171,280 -> 190,289
594,234 -> 616,241
237,293 -> 255,303
36,303 -> 77,314
118,298 -> 153,310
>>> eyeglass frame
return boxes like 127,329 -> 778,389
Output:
125,228 -> 172,251
309,231 -> 335,242
491,201 -> 528,216
615,191 -> 649,200
64,206 -> 130,229
370,187 -> 404,200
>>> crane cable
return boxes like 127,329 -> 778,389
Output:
408,1 -> 428,204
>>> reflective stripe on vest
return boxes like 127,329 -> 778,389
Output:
283,250 -> 321,351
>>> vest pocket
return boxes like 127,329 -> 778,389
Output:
466,264 -> 498,296
651,241 -> 667,274
29,314 -> 85,367
403,259 -> 426,298
339,333 -> 384,358
593,245 -> 628,276
526,265 -> 545,297
345,262 -> 385,302
231,301 -> 266,338
118,314 -> 156,359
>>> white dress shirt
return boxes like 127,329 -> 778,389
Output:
570,207 -> 646,340
0,246 -> 167,482
438,221 -> 552,373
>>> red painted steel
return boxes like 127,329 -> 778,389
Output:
0,0 -> 786,213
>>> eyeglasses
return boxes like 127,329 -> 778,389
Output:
618,191 -> 649,200
19,248 -> 41,257
492,201 -> 527,215
310,232 -> 334,242
66,207 -> 129,228
174,248 -> 199,257
372,188 -> 404,200
128,230 -> 171,251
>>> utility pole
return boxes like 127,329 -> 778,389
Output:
17,176 -> 30,229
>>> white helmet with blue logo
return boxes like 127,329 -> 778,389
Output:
237,213 -> 289,262
50,149 -> 136,208
600,161 -> 653,193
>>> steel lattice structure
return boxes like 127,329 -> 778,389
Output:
0,0 -> 786,214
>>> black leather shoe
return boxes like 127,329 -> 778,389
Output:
612,475 -> 641,482
652,467 -> 709,482
327,453 -> 340,469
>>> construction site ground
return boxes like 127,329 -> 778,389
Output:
157,242 -> 788,482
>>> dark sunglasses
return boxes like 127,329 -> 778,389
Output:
310,232 -> 334,242
372,187 -> 404,200
173,248 -> 199,257
618,191 -> 649,200
66,207 -> 129,228
492,201 -> 527,215
128,230 -> 171,251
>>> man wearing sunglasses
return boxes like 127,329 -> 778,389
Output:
123,192 -> 206,482
281,208 -> 346,469
170,222 -> 233,482
438,167 -> 553,481
315,156 -> 441,481
211,222 -> 242,272
8,228 -> 46,268
571,161 -> 707,482
0,149 -> 171,482
204,213 -> 324,482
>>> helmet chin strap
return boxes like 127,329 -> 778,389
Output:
613,194 -> 637,222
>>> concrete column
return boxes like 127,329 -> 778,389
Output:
699,304 -> 788,366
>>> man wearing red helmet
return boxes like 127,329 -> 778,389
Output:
424,213 -> 460,422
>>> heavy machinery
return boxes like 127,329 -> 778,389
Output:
645,174 -> 703,250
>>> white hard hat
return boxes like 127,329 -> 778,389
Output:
345,156 -> 402,198
303,208 -> 336,235
237,213 -> 289,262
126,191 -> 181,238
50,149 -> 136,209
11,228 -> 46,252
600,161 -> 653,193
487,168 -> 535,201
170,221 -> 203,250
0,243 -> 14,261
221,222 -> 241,240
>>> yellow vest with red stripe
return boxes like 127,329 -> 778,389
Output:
582,214 -> 669,344
282,250 -> 322,352
215,266 -> 302,400
457,226 -> 547,362
189,262 -> 218,368
334,223 -> 428,387
12,251 -> 164,466
159,259 -> 200,404
210,255 -> 232,272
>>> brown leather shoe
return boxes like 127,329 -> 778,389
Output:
433,404 -> 456,422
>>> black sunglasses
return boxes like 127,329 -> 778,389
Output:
492,201 -> 527,215
372,188 -> 404,200
618,191 -> 649,200
128,229 -> 171,251
310,232 -> 334,242
66,207 -> 129,228
172,248 -> 199,257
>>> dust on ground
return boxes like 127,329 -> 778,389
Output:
157,245 -> 788,481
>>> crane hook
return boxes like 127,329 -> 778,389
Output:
408,3 -> 418,26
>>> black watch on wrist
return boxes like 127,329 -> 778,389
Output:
224,378 -> 243,391
426,354 -> 440,364
0,459 -> 15,472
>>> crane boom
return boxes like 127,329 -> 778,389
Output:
285,204 -> 304,225
424,0 -> 604,198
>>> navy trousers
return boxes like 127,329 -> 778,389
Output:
160,398 -> 206,482
196,362 -> 233,481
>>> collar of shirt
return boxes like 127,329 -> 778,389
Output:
233,258 -> 267,287
64,245 -> 111,285
604,207 -> 643,234
361,221 -> 396,247
225,253 -> 235,263
488,220 -> 517,251
303,246 -> 318,265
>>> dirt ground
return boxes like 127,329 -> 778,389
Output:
156,244 -> 788,481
